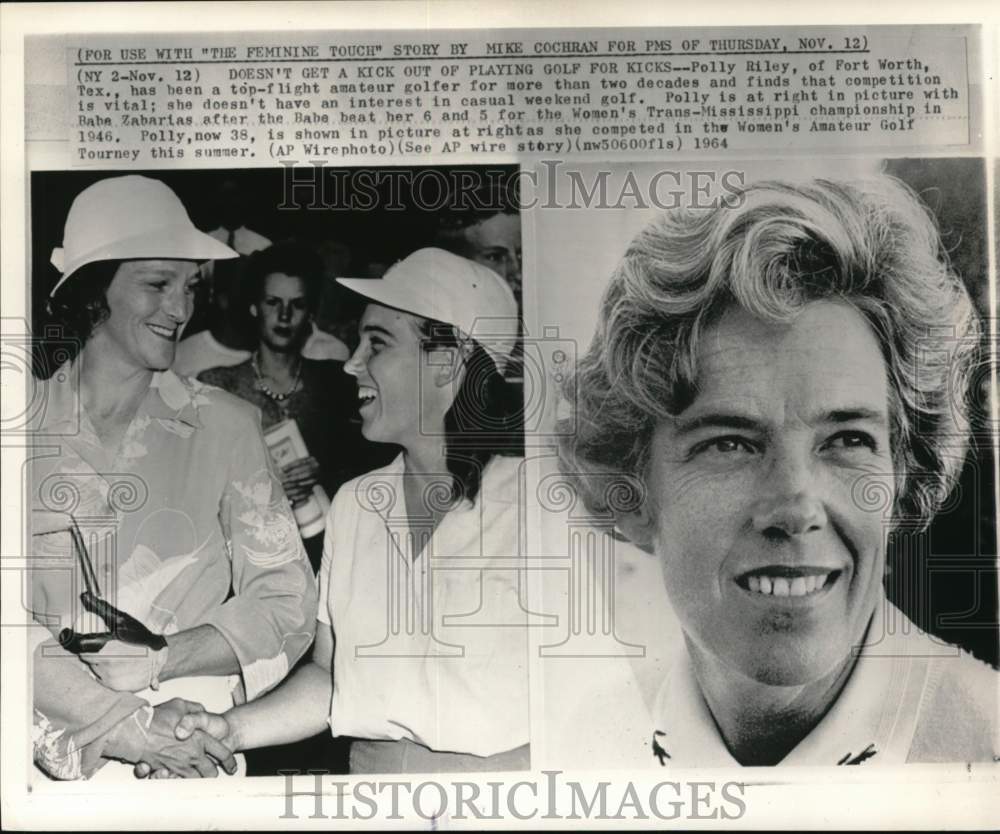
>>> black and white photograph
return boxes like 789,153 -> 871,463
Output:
26,164 -> 529,781
2,2 -> 998,830
531,157 -> 997,770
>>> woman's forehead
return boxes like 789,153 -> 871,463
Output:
360,302 -> 425,335
262,271 -> 307,297
117,259 -> 200,280
689,301 -> 890,419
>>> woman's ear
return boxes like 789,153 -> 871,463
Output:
428,347 -> 465,389
249,303 -> 258,318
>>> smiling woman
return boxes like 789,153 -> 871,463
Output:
558,176 -> 996,767
160,248 -> 530,777
97,261 -> 202,373
30,176 -> 318,781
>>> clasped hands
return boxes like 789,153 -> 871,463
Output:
133,699 -> 236,779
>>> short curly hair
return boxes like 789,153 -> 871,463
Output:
558,176 -> 980,530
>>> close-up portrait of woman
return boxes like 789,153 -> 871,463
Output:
556,174 -> 997,767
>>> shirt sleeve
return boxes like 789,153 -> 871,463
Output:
203,405 -> 318,701
28,539 -> 149,779
32,637 -> 151,779
316,495 -> 338,627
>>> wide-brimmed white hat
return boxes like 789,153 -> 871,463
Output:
338,247 -> 519,372
50,175 -> 237,296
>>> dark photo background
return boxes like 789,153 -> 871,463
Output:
880,158 -> 997,670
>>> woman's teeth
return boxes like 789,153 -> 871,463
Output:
358,386 -> 377,406
745,572 -> 833,597
147,324 -> 176,339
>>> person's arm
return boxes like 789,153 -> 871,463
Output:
30,567 -> 235,778
87,406 -> 318,699
161,624 -> 240,678
80,622 -> 240,692
32,635 -> 148,779
201,405 -> 319,701
138,496 -> 341,778
134,621 -> 333,778
221,619 -> 334,751
189,486 -> 338,750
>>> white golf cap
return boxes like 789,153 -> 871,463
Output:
50,175 -> 237,296
338,247 -> 519,372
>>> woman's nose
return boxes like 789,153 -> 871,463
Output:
509,253 -> 522,286
162,284 -> 191,324
343,345 -> 364,377
751,452 -> 827,538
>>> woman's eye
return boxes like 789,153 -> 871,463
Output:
693,436 -> 757,457
480,250 -> 506,265
824,431 -> 878,452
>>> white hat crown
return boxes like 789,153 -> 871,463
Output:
50,175 -> 237,296
338,247 -> 520,371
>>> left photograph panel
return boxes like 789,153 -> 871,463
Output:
24,165 -> 530,781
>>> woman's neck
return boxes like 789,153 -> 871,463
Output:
256,343 -> 300,379
402,443 -> 449,481
400,442 -> 454,547
687,635 -> 858,766
78,340 -> 153,423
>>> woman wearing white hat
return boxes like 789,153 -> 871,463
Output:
156,247 -> 530,774
30,176 -> 318,780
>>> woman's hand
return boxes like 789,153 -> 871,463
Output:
79,639 -> 168,692
133,706 -> 237,779
130,699 -> 238,779
280,456 -> 321,506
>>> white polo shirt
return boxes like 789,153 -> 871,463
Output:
548,596 -> 997,768
318,454 -> 529,757
644,598 -> 998,767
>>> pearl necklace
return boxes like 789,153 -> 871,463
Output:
252,352 -> 302,402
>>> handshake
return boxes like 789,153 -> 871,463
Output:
130,698 -> 240,779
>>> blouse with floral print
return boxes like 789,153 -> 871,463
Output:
29,364 -> 317,779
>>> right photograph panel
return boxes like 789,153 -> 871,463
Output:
527,157 -> 997,770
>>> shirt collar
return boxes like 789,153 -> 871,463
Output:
367,453 -> 512,515
38,362 -> 203,433
34,363 -> 81,432
147,369 -> 204,429
650,595 -> 928,767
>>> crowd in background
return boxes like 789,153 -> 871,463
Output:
30,170 -> 525,778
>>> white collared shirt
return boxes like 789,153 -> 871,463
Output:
318,454 -> 529,757
645,598 -> 997,767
